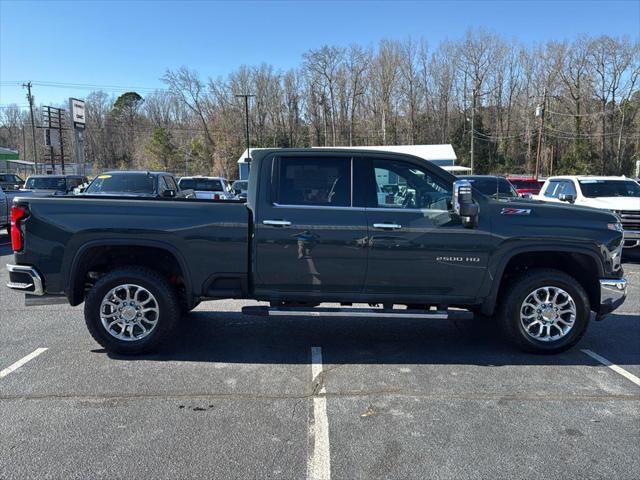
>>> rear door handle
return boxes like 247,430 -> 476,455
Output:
263,220 -> 292,227
373,223 -> 402,230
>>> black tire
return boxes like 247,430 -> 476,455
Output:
499,268 -> 590,354
84,267 -> 180,355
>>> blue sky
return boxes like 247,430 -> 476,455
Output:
1,0 -> 639,106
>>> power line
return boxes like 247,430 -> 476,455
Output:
2,80 -> 167,93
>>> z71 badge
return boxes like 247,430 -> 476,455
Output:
500,207 -> 532,215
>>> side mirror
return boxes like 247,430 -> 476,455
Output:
162,189 -> 176,198
234,188 -> 241,195
521,193 -> 533,199
453,179 -> 479,228
558,193 -> 575,203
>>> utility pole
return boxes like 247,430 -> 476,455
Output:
22,82 -> 38,173
21,126 -> 26,160
470,87 -> 476,174
235,94 -> 254,163
535,87 -> 547,180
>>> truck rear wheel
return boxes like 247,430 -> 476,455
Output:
500,268 -> 590,354
84,267 -> 180,355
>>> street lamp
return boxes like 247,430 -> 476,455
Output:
234,94 -> 254,163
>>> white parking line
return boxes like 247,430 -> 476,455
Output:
582,349 -> 640,387
308,346 -> 331,480
0,348 -> 48,379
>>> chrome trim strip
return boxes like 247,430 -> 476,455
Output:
271,203 -> 451,214
272,203 -> 365,211
622,229 -> 640,240
6,264 -> 44,295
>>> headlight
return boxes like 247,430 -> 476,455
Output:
607,222 -> 623,232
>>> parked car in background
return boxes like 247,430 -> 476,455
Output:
0,186 -> 8,231
231,180 -> 248,198
20,174 -> 88,197
459,175 -> 519,199
536,176 -> 640,251
506,176 -> 544,197
178,176 -> 236,200
0,173 -> 25,191
84,171 -> 192,198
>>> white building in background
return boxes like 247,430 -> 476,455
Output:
236,144 -> 469,180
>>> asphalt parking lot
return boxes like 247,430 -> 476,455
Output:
0,229 -> 638,480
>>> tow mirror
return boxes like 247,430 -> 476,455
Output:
453,179 -> 479,228
558,193 -> 575,203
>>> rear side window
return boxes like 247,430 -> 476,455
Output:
275,157 -> 351,207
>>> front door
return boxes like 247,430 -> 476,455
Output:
362,156 -> 492,301
253,154 -> 368,297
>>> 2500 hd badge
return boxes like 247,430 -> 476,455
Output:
436,256 -> 481,263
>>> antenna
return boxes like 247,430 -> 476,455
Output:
495,176 -> 499,200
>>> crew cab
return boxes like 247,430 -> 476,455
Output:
6,149 -> 627,355
536,176 -> 640,250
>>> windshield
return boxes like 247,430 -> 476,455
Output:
86,174 -> 156,194
233,181 -> 248,190
179,178 -> 226,192
578,179 -> 640,198
25,177 -> 67,190
461,177 -> 518,198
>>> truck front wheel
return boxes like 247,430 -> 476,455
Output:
500,268 -> 590,354
84,267 -> 180,355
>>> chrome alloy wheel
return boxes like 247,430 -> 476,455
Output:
99,284 -> 159,341
520,286 -> 577,342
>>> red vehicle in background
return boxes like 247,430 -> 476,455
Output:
506,176 -> 544,196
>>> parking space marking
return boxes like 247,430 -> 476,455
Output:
0,348 -> 48,379
582,349 -> 640,387
308,346 -> 331,480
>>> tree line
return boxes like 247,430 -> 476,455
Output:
1,30 -> 639,178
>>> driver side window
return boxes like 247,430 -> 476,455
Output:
371,159 -> 452,210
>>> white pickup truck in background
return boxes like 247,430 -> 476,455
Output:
536,176 -> 640,251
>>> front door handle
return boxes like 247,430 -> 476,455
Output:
373,223 -> 402,230
263,220 -> 292,227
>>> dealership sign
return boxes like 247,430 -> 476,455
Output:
69,98 -> 86,128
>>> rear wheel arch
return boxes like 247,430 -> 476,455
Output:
66,240 -> 193,307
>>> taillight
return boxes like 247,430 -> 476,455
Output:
10,205 -> 28,252
213,193 -> 220,200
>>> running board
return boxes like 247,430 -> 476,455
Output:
242,306 -> 473,320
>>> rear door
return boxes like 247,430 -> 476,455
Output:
253,154 -> 368,296
361,156 -> 492,301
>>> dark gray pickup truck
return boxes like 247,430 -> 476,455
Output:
6,149 -> 627,354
